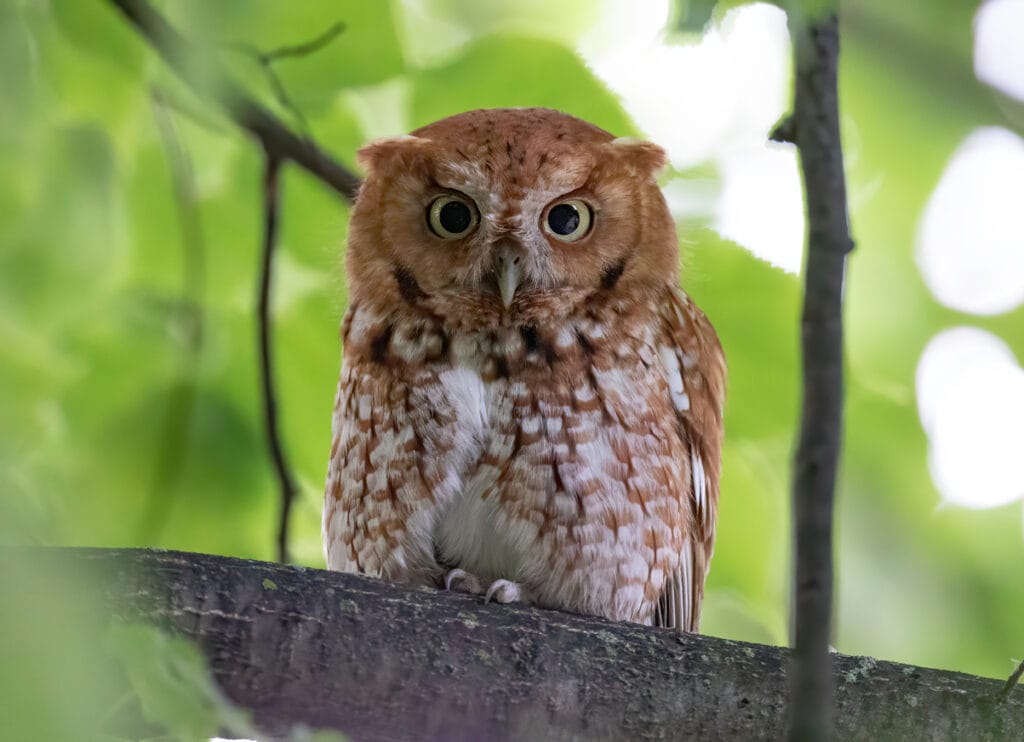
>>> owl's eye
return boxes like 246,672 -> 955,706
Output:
543,199 -> 592,242
427,195 -> 477,239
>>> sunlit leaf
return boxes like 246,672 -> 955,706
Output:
410,35 -> 637,136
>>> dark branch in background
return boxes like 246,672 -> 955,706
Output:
107,0 -> 361,202
106,0 -> 358,560
227,22 -> 347,134
257,156 -> 298,565
785,9 -> 854,742
23,547 -> 1024,741
150,85 -> 230,137
140,91 -> 207,543
1002,659 -> 1024,701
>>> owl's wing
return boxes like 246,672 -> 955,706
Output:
654,287 -> 726,632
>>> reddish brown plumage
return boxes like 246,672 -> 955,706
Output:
324,108 -> 725,630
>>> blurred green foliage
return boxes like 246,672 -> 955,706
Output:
0,552 -> 345,739
1,5 -> 1023,731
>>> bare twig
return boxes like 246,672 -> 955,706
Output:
256,155 -> 298,564
140,90 -> 206,543
237,52 -> 311,133
786,9 -> 854,742
1001,659 -> 1024,701
105,0 -> 347,560
258,22 -> 347,62
227,22 -> 346,135
107,0 -> 361,201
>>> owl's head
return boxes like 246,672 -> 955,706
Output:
346,108 -> 676,319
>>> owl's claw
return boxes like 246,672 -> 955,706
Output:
484,579 -> 522,604
444,568 -> 484,595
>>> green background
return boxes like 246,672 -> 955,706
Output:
2,1 -> 1022,735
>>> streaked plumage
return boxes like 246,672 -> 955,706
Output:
323,108 -> 725,630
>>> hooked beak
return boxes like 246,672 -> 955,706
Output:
496,247 -> 522,309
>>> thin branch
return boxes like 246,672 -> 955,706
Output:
1001,659 -> 1024,701
140,90 -> 207,543
226,23 -> 346,136
259,22 -> 346,62
786,9 -> 854,742
107,0 -> 361,202
257,155 -> 298,564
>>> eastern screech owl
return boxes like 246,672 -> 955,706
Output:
323,108 -> 725,631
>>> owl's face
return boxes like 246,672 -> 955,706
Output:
346,108 -> 677,318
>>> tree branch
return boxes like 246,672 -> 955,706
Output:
107,0 -> 361,202
1002,659 -> 1024,701
227,22 -> 346,135
21,547 -> 1023,741
786,9 -> 854,741
105,0 -> 351,559
257,155 -> 298,564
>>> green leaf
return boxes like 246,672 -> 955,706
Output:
671,0 -> 719,33
104,623 -> 257,740
50,0 -> 147,75
170,0 -> 406,114
410,35 -> 637,136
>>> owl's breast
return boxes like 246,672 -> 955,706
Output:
432,315 -> 683,591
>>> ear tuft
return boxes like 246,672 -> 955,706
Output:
357,135 -> 431,172
607,137 -> 668,176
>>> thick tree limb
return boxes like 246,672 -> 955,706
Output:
787,10 -> 854,741
27,547 -> 1023,741
107,0 -> 361,202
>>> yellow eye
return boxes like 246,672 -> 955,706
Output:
543,199 -> 592,242
427,195 -> 478,239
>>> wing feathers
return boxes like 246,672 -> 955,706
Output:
654,287 -> 726,632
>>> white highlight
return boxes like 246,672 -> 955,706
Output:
715,142 -> 805,273
439,367 -> 489,431
974,0 -> 1024,102
580,2 -> 803,274
692,452 -> 707,512
580,2 -> 790,168
917,127 -> 1024,315
659,345 -> 691,412
916,327 -> 1024,509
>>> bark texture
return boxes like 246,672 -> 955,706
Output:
21,547 -> 1023,741
787,11 -> 854,741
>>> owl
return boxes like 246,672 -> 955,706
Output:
323,108 -> 725,631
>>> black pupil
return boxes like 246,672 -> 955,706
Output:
439,200 -> 472,233
548,203 -> 581,235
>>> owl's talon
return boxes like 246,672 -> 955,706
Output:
444,568 -> 483,594
484,579 -> 522,604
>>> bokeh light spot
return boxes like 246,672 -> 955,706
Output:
974,0 -> 1024,102
916,127 -> 1024,315
581,2 -> 803,273
715,142 -> 804,274
916,327 -> 1024,509
581,2 -> 790,168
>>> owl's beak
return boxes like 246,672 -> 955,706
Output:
496,248 -> 522,309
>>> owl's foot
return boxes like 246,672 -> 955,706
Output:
484,579 -> 522,604
444,568 -> 484,595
